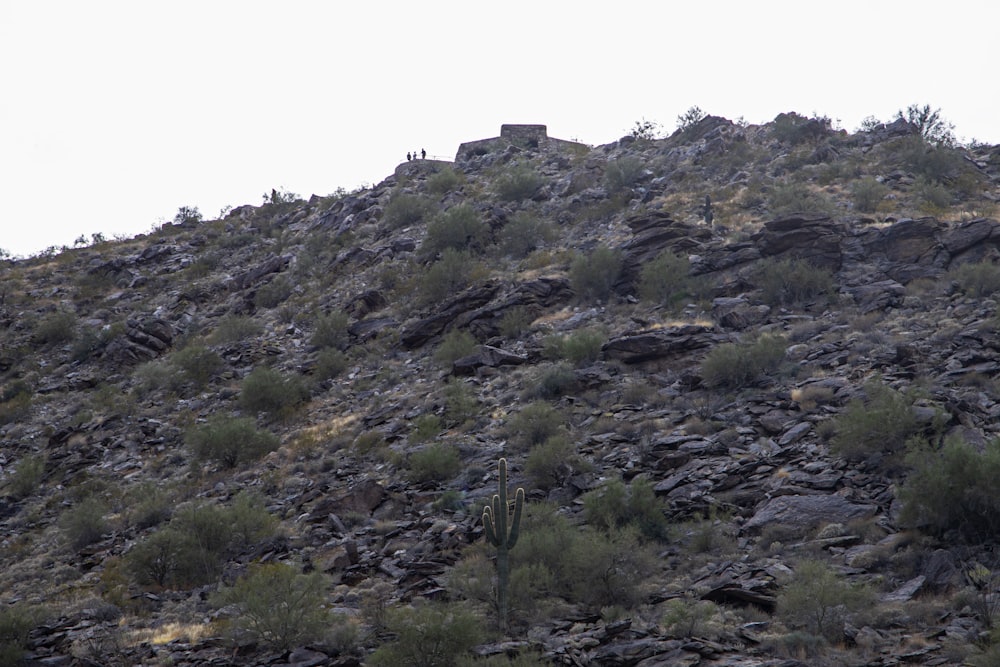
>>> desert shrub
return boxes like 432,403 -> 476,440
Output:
124,482 -> 173,530
444,379 -> 480,425
899,436 -> 1000,541
499,212 -> 555,258
311,310 -> 350,349
543,328 -> 604,366
239,366 -> 309,417
850,177 -> 889,213
427,167 -> 464,194
368,602 -> 484,667
186,415 -> 280,467
171,345 -> 223,388
495,165 -> 545,202
209,314 -> 263,344
604,156 -> 645,194
570,245 -> 622,303
421,249 -> 478,304
253,276 -> 293,309
498,306 -> 535,339
915,176 -> 952,210
34,310 -> 77,346
583,476 -> 669,542
950,261 -> 1000,298
829,380 -> 923,460
383,193 -> 433,229
895,135 -> 964,182
422,204 -> 489,257
661,597 -> 720,638
770,112 -> 832,145
0,603 -> 43,667
410,414 -> 442,443
507,401 -> 564,450
212,563 -> 348,651
313,348 -> 348,384
0,387 -> 31,426
767,183 -> 835,217
638,250 -> 708,308
701,334 -> 787,389
530,363 -> 578,399
6,454 -> 44,499
777,559 -> 872,641
61,497 -> 110,549
753,257 -> 836,306
525,435 -> 587,491
434,328 -> 478,367
407,443 -> 462,484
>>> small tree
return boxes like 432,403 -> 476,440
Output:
676,106 -> 707,132
777,559 -> 871,641
483,458 -> 525,635
896,103 -> 955,146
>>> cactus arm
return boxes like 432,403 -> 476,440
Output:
483,505 -> 499,545
507,487 -> 525,549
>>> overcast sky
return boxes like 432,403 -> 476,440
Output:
2,1 -> 996,258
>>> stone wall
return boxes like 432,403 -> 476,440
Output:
500,124 -> 548,148
456,124 -> 586,162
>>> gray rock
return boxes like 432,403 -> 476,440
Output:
743,494 -> 877,536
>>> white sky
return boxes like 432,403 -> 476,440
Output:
1,1 -> 997,257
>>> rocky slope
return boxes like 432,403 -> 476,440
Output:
2,112 -> 1000,666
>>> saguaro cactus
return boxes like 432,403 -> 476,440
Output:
482,457 -> 525,634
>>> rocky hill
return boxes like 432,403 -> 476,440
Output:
3,112 -> 1000,666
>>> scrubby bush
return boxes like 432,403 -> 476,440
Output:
0,603 -> 43,666
661,597 -> 719,638
498,305 -> 535,339
253,276 -> 293,309
770,112 -> 832,145
171,345 -> 223,388
410,414 -> 442,443
213,563 -> 349,651
850,177 -> 889,213
507,402 -> 564,450
444,378 -> 480,425
829,380 -> 924,460
239,366 -> 309,418
420,249 -> 478,305
638,250 -> 708,308
0,384 -> 31,426
604,156 -> 646,194
6,454 -> 44,499
368,602 -> 484,667
311,311 -> 350,349
434,328 -> 478,367
422,204 -> 489,257
427,167 -> 464,194
899,436 -> 1000,541
208,314 -> 263,344
753,257 -> 836,307
61,496 -> 110,549
583,476 -> 669,542
543,328 -> 604,366
701,334 -> 787,389
767,183 -> 835,217
499,212 -> 555,258
408,443 -> 462,484
915,176 -> 953,210
34,310 -> 77,346
313,348 -> 348,384
530,363 -> 578,399
570,245 -> 622,303
495,165 -> 545,202
525,435 -> 584,491
950,261 -> 1000,298
777,559 -> 871,641
383,193 -> 433,229
895,135 -> 965,183
186,415 -> 280,467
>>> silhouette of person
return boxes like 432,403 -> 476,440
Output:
406,152 -> 411,161
421,148 -> 426,160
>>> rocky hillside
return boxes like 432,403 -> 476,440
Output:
3,112 -> 1000,666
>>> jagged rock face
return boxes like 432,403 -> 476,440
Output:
2,113 -> 1000,666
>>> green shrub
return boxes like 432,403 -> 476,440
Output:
444,379 -> 479,425
583,476 -> 669,542
421,249 -> 478,305
368,602 -> 484,667
313,348 -> 348,384
0,603 -> 43,666
895,135 -> 965,182
171,345 -> 223,388
495,166 -> 545,202
499,212 -> 555,258
434,328 -> 478,367
212,563 -> 347,651
950,261 -> 1000,298
915,176 -> 952,210
186,415 -> 280,467
61,496 -> 110,549
6,454 -> 44,499
34,310 -> 77,346
253,276 -> 293,309
498,306 -> 535,338
899,437 -> 1000,541
530,363 -> 578,399
239,366 -> 309,417
408,443 -> 462,484
427,167 -> 464,195
209,314 -> 263,344
0,390 -> 31,426
770,112 -> 831,145
543,328 -> 604,366
850,177 -> 889,213
525,435 -> 587,491
638,250 -> 707,308
701,334 -> 787,389
661,598 -> 719,638
829,380 -> 923,460
604,156 -> 645,194
767,183 -> 835,217
507,402 -> 564,450
124,482 -> 172,530
777,559 -> 871,641
422,204 -> 489,257
383,193 -> 433,229
753,257 -> 835,306
410,414 -> 442,443
570,245 -> 622,303
311,311 -> 350,349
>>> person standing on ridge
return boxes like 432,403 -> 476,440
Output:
406,152 -> 412,161
421,148 -> 426,160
